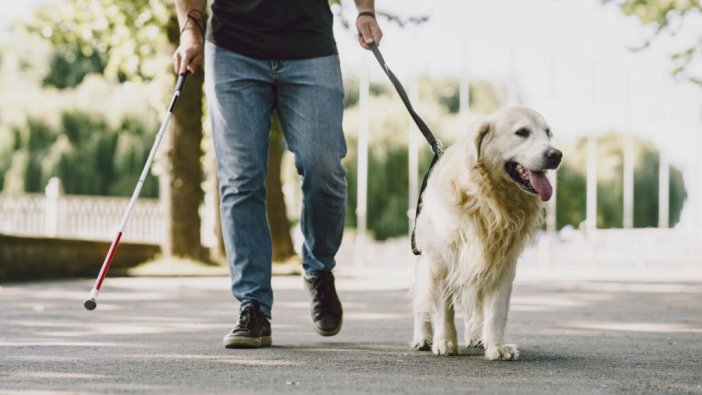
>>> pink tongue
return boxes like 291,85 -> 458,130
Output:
527,170 -> 553,201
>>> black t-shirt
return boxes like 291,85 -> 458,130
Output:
207,0 -> 338,60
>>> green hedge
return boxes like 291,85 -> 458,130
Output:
1,110 -> 159,197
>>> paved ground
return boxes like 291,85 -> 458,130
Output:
2,263 -> 702,395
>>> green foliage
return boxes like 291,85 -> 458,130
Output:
339,76 -> 507,240
25,118 -> 56,153
27,0 -> 172,82
344,81 -> 392,109
614,0 -> 702,83
17,0 -> 176,192
2,110 -> 159,197
344,76 -> 502,116
425,79 -> 461,114
22,119 -> 57,192
422,78 -> 503,115
468,81 -> 504,115
343,79 -> 360,108
342,125 -> 688,238
669,159 -> 687,226
631,145 -> 686,227
43,48 -> 105,89
0,148 -> 8,191
618,0 -> 700,28
556,133 -> 687,229
345,144 -> 432,240
556,161 -> 586,230
109,116 -> 160,197
343,78 -> 413,109
596,135 -> 625,228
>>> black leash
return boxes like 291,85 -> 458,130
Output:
368,43 -> 444,256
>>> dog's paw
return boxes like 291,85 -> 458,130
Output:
485,344 -> 519,361
467,339 -> 484,349
432,339 -> 459,356
411,337 -> 432,351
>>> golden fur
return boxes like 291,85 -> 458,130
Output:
411,106 -> 559,360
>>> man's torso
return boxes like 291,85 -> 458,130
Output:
207,0 -> 337,60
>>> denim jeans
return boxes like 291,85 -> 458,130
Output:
205,41 -> 347,318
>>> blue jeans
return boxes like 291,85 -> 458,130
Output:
205,42 -> 347,318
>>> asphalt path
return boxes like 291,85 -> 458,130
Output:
2,267 -> 702,394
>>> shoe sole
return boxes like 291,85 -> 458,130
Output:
312,316 -> 343,337
223,335 -> 272,349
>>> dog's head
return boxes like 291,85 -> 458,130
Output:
473,106 -> 562,202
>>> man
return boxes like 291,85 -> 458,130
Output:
173,0 -> 383,348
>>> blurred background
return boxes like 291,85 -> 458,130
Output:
1,0 -> 701,281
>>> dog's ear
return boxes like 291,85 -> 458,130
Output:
474,121 -> 491,160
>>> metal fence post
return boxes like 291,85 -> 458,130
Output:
44,177 -> 63,237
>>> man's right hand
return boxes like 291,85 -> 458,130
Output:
173,28 -> 204,75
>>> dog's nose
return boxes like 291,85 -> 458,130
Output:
545,148 -> 562,168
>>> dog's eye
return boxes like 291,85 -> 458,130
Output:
515,128 -> 530,138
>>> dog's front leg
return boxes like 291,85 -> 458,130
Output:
432,297 -> 459,356
411,257 -> 434,351
463,292 -> 484,349
482,271 -> 519,361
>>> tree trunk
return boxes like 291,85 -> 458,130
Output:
160,66 -> 205,259
267,113 -> 297,263
161,15 -> 204,260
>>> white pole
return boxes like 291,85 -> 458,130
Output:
585,64 -> 598,234
44,177 -> 63,237
586,136 -> 598,233
697,126 -> 702,235
623,66 -> 634,229
506,45 -> 518,105
698,132 -> 702,237
623,135 -> 635,228
657,90 -> 671,230
355,57 -> 370,267
540,52 -> 557,267
658,149 -> 670,228
459,40 -> 470,134
546,51 -> 557,235
547,173 -> 557,233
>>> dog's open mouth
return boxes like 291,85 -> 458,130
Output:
505,162 -> 553,202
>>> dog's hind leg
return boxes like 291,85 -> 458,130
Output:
482,269 -> 519,361
411,256 -> 434,351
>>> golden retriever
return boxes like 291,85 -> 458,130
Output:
411,106 -> 562,360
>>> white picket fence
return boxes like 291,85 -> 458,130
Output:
3,179 -> 701,267
0,178 -> 216,246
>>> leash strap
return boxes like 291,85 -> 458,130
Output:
368,43 -> 443,255
369,44 -> 444,156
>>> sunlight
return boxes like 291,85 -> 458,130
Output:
130,353 -> 298,367
344,312 -> 409,320
10,372 -> 109,380
512,293 -> 614,310
566,321 -> 702,333
0,341 -> 121,347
